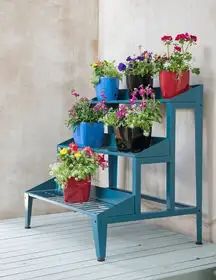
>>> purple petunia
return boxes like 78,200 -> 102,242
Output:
126,56 -> 132,62
118,63 -> 126,72
137,56 -> 144,61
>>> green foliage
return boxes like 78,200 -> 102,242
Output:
90,60 -> 122,86
101,100 -> 162,134
66,97 -> 106,130
125,100 -> 162,133
125,59 -> 155,77
49,146 -> 107,188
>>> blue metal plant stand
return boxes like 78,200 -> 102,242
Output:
25,85 -> 203,262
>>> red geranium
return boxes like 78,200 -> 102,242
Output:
161,35 -> 173,42
174,45 -> 181,52
69,143 -> 78,152
97,154 -> 108,170
83,146 -> 94,157
190,35 -> 197,42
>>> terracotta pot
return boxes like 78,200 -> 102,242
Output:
64,177 -> 91,203
114,126 -> 152,153
159,70 -> 190,98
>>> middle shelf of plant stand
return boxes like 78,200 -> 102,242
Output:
58,136 -> 170,162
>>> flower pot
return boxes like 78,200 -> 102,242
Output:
95,77 -> 119,101
64,177 -> 91,203
159,70 -> 190,98
126,75 -> 153,93
114,126 -> 151,153
73,122 -> 104,148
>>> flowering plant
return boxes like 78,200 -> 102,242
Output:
118,49 -> 155,77
66,90 -> 107,130
49,143 -> 108,187
155,33 -> 200,75
91,60 -> 122,86
101,86 -> 161,134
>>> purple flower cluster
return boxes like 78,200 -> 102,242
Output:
116,104 -> 127,119
93,100 -> 108,112
132,85 -> 154,99
118,51 -> 153,72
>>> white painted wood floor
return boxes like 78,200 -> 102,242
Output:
0,212 -> 215,280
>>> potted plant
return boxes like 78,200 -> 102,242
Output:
155,33 -> 200,98
101,86 -> 162,153
49,144 -> 108,203
91,60 -> 122,101
66,90 -> 107,148
118,48 -> 155,93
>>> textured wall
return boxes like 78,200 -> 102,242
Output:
99,0 -> 216,241
0,0 -> 98,218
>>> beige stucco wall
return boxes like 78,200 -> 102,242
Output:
0,0 -> 98,219
99,0 -> 216,242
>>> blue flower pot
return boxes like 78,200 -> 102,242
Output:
95,77 -> 119,101
73,122 -> 104,148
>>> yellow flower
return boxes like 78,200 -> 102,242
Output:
60,148 -> 68,155
74,152 -> 82,159
92,63 -> 97,67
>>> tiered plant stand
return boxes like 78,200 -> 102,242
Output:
24,85 -> 203,262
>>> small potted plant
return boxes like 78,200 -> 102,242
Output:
101,86 -> 162,153
66,90 -> 107,148
91,60 -> 122,101
49,144 -> 108,203
155,33 -> 200,98
118,47 -> 155,93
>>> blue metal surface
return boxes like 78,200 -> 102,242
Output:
25,85 -> 203,261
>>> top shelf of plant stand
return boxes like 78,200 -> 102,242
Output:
91,85 -> 203,105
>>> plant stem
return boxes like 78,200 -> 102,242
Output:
167,44 -> 170,58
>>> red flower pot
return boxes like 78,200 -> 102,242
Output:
64,177 -> 91,203
159,70 -> 190,98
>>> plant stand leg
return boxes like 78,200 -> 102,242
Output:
108,155 -> 118,189
195,104 -> 203,245
24,193 -> 33,229
92,217 -> 107,261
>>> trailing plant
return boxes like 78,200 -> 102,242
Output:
118,48 -> 155,77
154,33 -> 200,75
66,90 -> 107,130
49,143 -> 108,187
91,60 -> 122,86
101,85 -> 162,134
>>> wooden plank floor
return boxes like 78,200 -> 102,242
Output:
0,212 -> 215,280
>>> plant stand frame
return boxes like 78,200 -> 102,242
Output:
24,85 -> 203,261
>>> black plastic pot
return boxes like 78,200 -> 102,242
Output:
126,75 -> 153,93
114,126 -> 152,153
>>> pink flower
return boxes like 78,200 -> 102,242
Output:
145,85 -> 154,97
130,95 -> 137,105
93,100 -> 108,112
116,104 -> 127,119
71,89 -> 79,97
140,100 -> 147,110
83,146 -> 94,157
